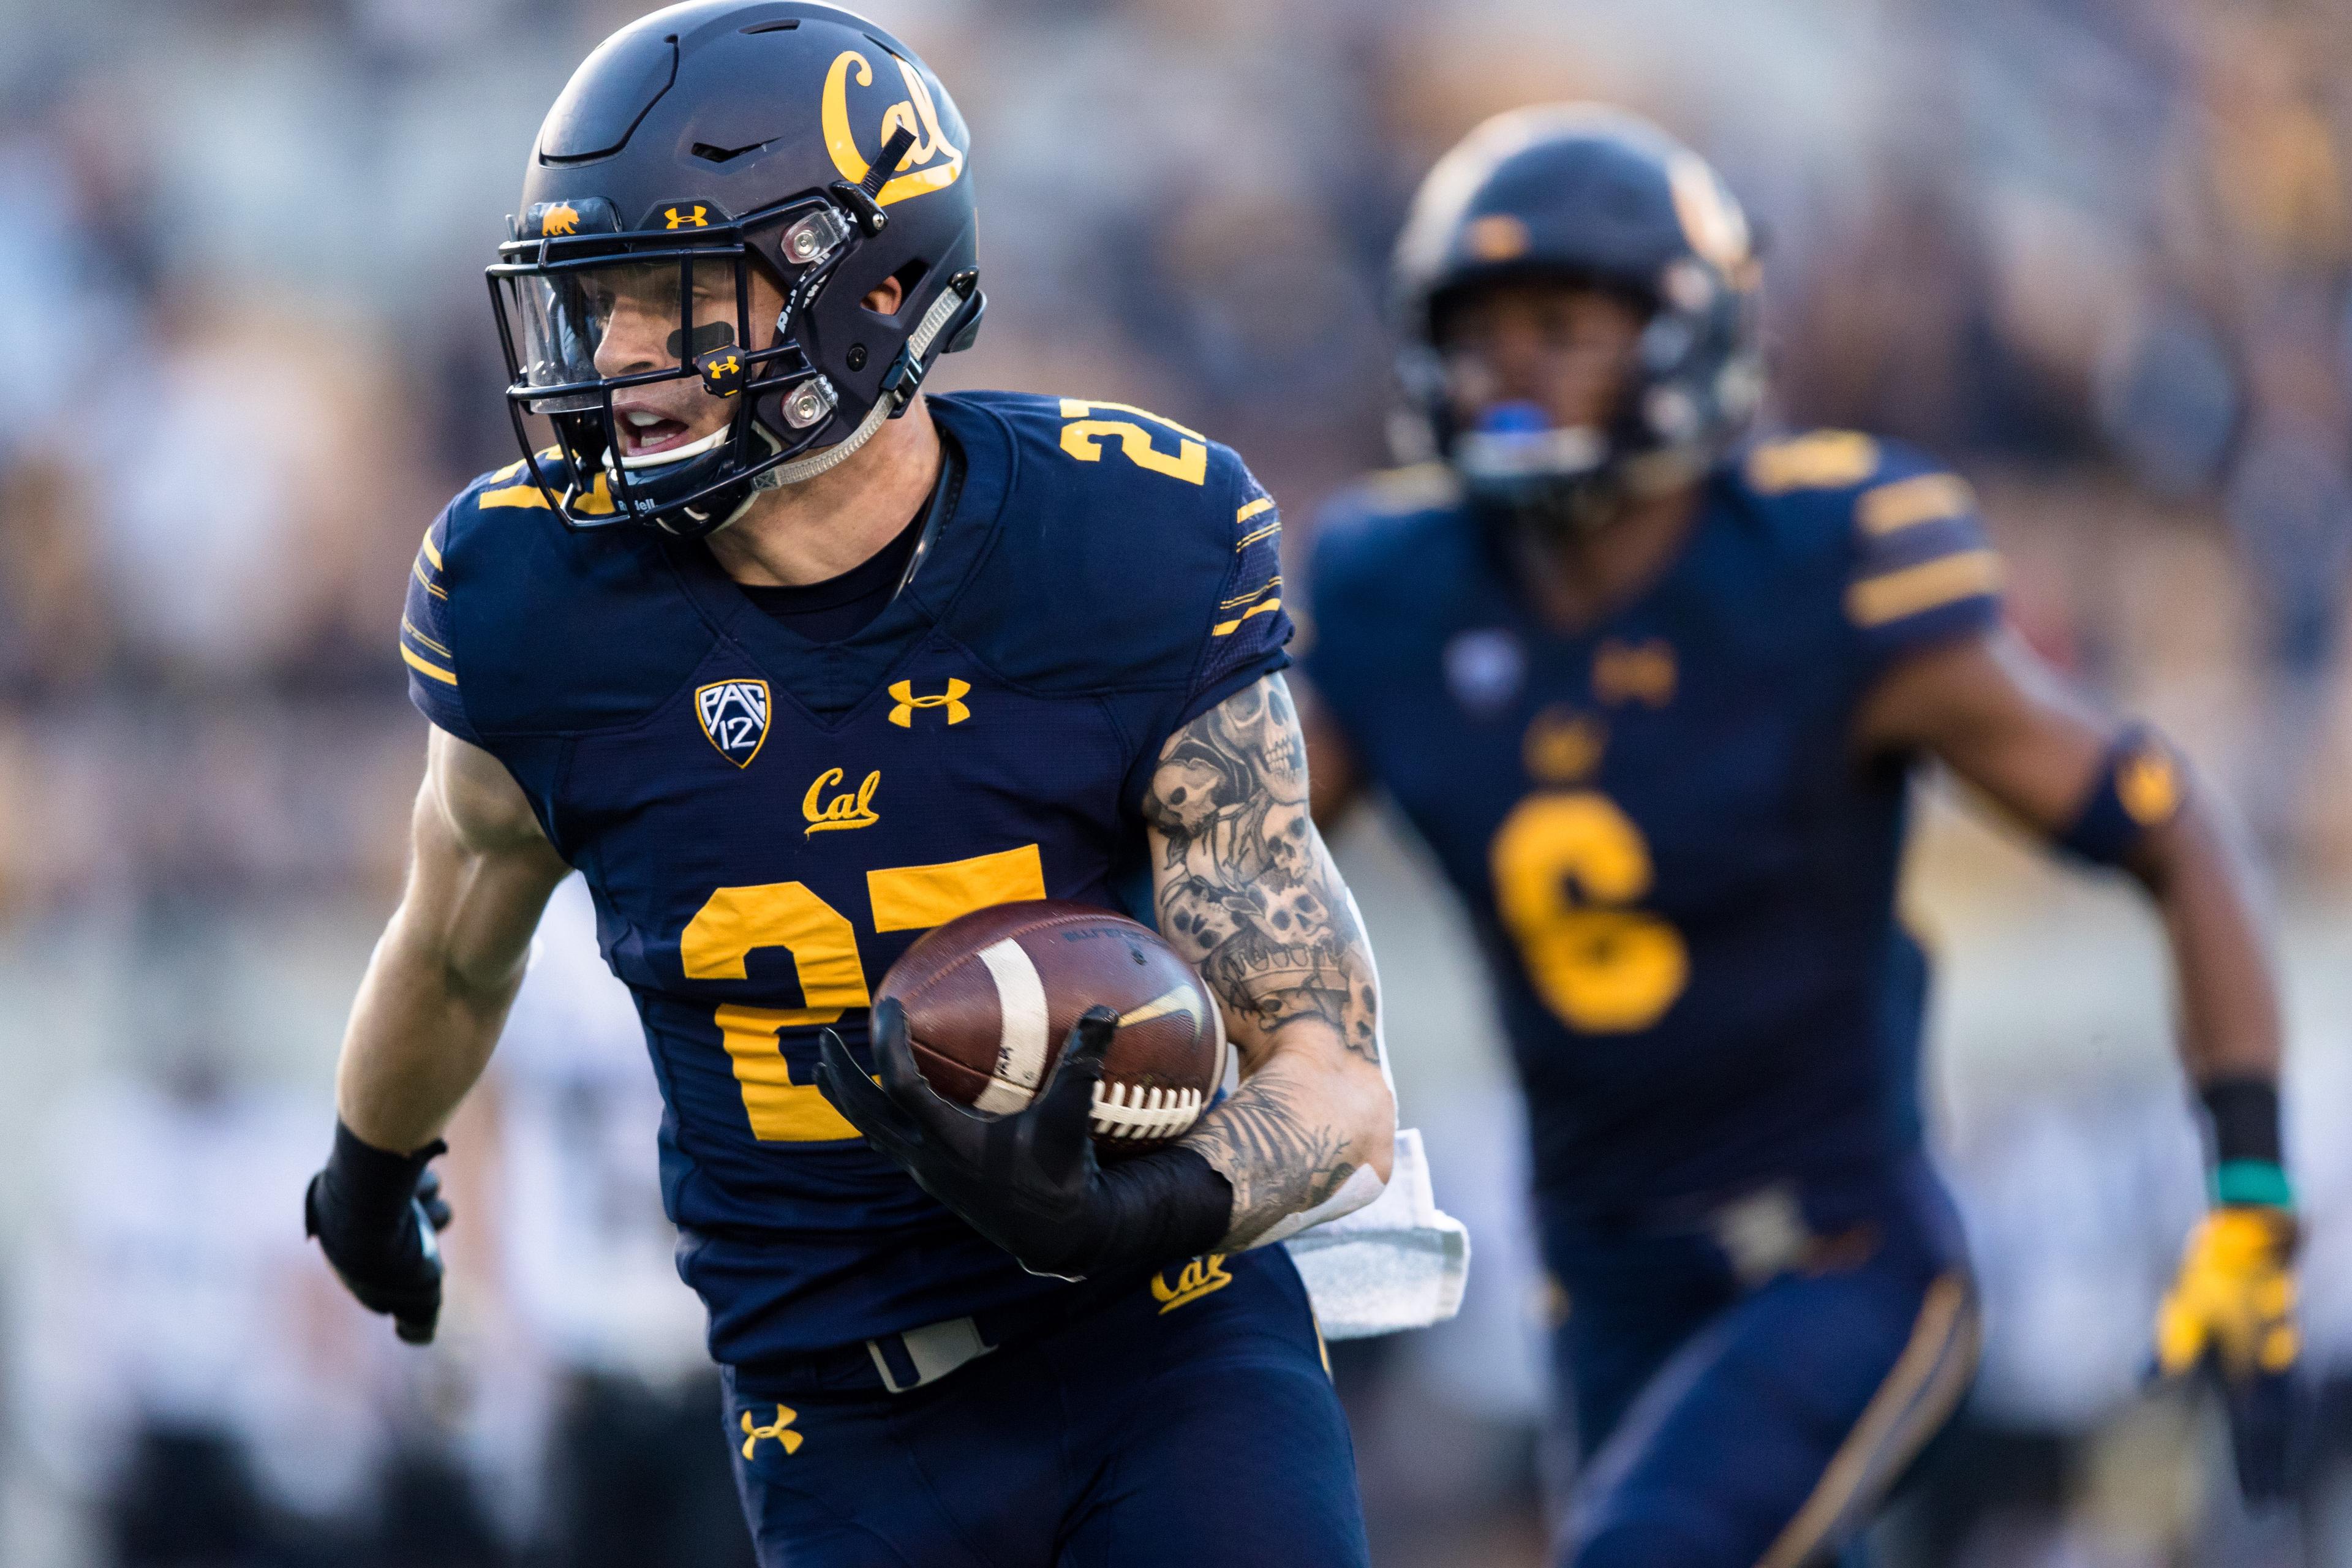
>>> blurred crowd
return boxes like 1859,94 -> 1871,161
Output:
4,0 -> 2352,1563
4,0 -> 2352,899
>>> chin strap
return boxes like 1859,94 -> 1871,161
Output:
763,279 -> 970,488
706,280 -> 976,531
756,388 -> 898,490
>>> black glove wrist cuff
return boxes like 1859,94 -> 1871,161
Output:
1066,1147 -> 1233,1279
2201,1078 -> 2282,1169
323,1120 -> 443,1229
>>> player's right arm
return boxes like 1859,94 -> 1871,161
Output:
307,725 -> 571,1343
339,726 -> 573,1150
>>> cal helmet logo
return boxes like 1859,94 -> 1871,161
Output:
821,50 -> 963,206
540,203 -> 579,236
696,679 -> 771,767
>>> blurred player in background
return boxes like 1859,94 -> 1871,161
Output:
1300,105 -> 2300,1567
301,4 -> 1395,1564
490,873 -> 754,1568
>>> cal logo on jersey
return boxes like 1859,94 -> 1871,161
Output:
1150,1254 -> 1232,1314
696,679 -> 771,767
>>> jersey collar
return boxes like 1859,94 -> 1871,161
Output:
660,392 -> 1013,726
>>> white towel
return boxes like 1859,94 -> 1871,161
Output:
1284,1128 -> 1471,1340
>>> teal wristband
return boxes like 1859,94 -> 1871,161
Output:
2214,1159 -> 2294,1209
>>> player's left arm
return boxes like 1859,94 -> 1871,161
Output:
1143,672 -> 1396,1250
1856,624 -> 2302,1496
1856,625 -> 2280,1087
813,669 -> 1394,1278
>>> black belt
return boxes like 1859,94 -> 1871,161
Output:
731,1270 -> 1150,1398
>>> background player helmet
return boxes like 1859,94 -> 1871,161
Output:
488,1 -> 984,538
1391,104 -> 1762,532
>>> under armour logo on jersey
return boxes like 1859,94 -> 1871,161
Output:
740,1404 -> 803,1459
1150,1254 -> 1232,1314
664,205 -> 709,229
1593,638 -> 1676,708
889,678 -> 970,728
696,679 -> 771,767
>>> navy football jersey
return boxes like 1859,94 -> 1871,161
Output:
1305,432 -> 1999,1221
400,391 -> 1291,1366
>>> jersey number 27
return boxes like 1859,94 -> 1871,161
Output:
680,844 -> 1047,1141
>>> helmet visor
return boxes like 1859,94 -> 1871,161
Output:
494,254 -> 752,415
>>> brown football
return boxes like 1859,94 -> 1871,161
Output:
875,900 -> 1227,1157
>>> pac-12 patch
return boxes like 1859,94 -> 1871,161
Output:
696,679 -> 772,768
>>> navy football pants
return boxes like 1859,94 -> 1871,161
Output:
1546,1158 -> 1980,1568
723,1247 -> 1369,1567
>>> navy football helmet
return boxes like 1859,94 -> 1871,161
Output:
488,1 -> 984,537
1391,105 -> 1762,532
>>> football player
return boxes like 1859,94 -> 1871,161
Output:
1300,106 -> 2299,1566
303,7 -> 1393,1564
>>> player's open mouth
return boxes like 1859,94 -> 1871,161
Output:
616,408 -> 698,456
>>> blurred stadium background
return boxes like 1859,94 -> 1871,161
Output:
2,0 -> 2351,1562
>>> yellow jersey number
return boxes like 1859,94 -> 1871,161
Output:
1488,791 -> 1687,1033
1056,399 -> 1207,486
679,844 -> 1048,1142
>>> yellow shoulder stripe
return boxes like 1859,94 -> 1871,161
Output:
1219,576 -> 1281,610
1847,549 -> 2002,628
1237,496 -> 1273,525
481,475 -> 616,515
1748,431 -> 1880,494
400,641 -> 458,687
401,617 -> 451,658
1236,520 -> 1281,551
413,558 -> 448,600
1211,598 -> 1283,637
480,481 -> 551,510
419,529 -> 443,570
1858,473 -> 1973,536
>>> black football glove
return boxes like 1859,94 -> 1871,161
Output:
814,998 -> 1229,1281
304,1122 -> 454,1344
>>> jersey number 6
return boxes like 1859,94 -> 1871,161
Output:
680,845 -> 1047,1141
1488,792 -> 1688,1033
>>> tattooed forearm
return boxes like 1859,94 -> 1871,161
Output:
1145,673 -> 1392,1246
1184,1073 -> 1357,1250
1142,674 -> 1382,1065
